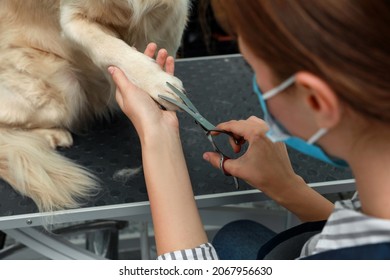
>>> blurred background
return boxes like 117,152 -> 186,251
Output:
179,0 -> 239,58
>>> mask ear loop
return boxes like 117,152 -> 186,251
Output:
260,75 -> 327,145
263,75 -> 296,100
307,128 -> 328,144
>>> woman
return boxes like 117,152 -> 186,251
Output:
108,0 -> 390,259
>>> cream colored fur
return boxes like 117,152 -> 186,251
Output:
0,0 -> 189,212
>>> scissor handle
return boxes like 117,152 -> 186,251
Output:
219,154 -> 240,189
209,129 -> 245,146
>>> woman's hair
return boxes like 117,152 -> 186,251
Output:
211,0 -> 390,122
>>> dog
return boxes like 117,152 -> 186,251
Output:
0,0 -> 190,212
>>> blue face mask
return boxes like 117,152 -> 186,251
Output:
252,75 -> 348,167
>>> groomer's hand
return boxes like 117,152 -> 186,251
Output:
203,116 -> 301,196
108,43 -> 179,139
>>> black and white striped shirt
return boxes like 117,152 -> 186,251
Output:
299,192 -> 390,258
157,242 -> 218,260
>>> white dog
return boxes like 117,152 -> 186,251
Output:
0,0 -> 190,212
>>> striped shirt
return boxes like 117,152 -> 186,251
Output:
157,193 -> 390,260
157,243 -> 218,260
299,192 -> 390,258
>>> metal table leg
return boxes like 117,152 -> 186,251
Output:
140,222 -> 150,260
3,227 -> 105,260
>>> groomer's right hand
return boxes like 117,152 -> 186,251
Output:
203,116 -> 300,196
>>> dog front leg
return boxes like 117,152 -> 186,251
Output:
60,4 -> 183,110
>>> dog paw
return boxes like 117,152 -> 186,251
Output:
146,70 -> 185,111
32,128 -> 73,149
119,52 -> 185,111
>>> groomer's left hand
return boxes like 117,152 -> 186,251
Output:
111,45 -> 209,254
108,43 -> 179,139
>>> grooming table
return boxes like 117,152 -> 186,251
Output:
0,54 -> 355,259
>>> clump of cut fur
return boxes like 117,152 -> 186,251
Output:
113,167 -> 143,183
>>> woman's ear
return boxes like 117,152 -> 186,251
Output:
295,71 -> 342,129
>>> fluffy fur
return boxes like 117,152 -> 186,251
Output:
0,0 -> 189,212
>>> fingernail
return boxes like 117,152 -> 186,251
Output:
108,66 -> 115,75
203,153 -> 209,162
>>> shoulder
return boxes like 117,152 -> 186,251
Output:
302,242 -> 390,260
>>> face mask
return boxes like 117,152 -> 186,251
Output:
252,75 -> 348,167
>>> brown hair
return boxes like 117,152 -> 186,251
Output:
211,0 -> 390,122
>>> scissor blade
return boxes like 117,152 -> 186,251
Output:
166,82 -> 198,113
158,94 -> 200,119
158,94 -> 217,131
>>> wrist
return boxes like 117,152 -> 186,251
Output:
135,111 -> 180,144
273,175 -> 306,203
262,174 -> 306,205
139,123 -> 181,148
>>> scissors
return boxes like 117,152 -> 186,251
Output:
158,82 -> 245,189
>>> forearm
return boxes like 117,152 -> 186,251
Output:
264,175 -> 334,222
141,128 -> 208,256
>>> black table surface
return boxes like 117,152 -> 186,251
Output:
0,55 -> 353,218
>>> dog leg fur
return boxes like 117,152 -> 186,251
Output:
0,129 -> 98,212
60,1 -> 187,111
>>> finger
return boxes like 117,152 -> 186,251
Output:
156,49 -> 168,69
203,152 -> 222,170
108,66 -> 137,100
216,120 -> 242,132
217,118 -> 268,139
165,56 -> 175,75
115,88 -> 124,109
216,120 -> 247,138
228,136 -> 242,153
209,130 -> 221,136
246,116 -> 269,132
203,152 -> 236,176
144,43 -> 157,58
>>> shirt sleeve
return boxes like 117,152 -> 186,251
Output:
156,243 -> 219,260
